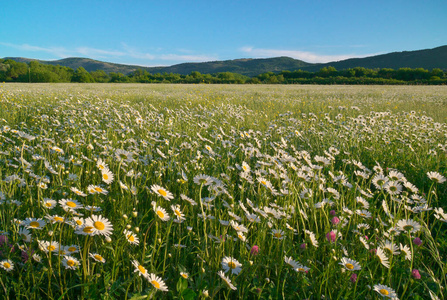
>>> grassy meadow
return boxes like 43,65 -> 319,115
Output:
0,83 -> 446,299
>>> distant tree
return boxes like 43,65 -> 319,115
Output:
4,60 -> 28,81
430,68 -> 444,79
378,68 -> 395,79
72,67 -> 94,83
247,77 -> 260,84
341,69 -> 356,78
109,72 -> 130,83
317,66 -> 337,77
276,74 -> 285,83
52,65 -> 74,82
257,72 -> 275,82
90,70 -> 110,83
352,67 -> 369,77
190,71 -> 202,79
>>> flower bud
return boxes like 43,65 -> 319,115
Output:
326,231 -> 336,243
413,237 -> 422,246
250,245 -> 259,256
331,216 -> 340,225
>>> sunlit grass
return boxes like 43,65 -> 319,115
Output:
0,83 -> 446,299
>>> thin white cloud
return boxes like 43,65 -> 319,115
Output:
0,42 -> 71,58
121,43 -> 156,60
1,42 -> 217,64
159,54 -> 218,62
240,46 -> 378,63
76,47 -> 126,58
121,43 -> 217,62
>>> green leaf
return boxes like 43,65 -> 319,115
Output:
176,277 -> 188,293
128,293 -> 148,300
181,289 -> 197,300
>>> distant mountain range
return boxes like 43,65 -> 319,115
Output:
4,45 -> 447,77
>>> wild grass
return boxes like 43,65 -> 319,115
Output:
0,83 -> 446,299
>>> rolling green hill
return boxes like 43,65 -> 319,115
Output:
301,45 -> 447,72
145,57 -> 314,77
2,57 -> 142,74
4,45 -> 447,76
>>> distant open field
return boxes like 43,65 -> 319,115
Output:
0,83 -> 446,299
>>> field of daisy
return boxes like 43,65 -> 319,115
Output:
0,83 -> 446,299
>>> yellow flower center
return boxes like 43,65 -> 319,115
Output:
94,221 -> 105,230
138,265 -> 146,274
156,210 -> 165,219
83,226 -> 93,233
30,221 -> 40,228
76,220 -> 83,225
103,174 -> 109,180
94,255 -> 103,261
95,187 -> 103,192
158,189 -> 167,197
261,181 -> 267,185
54,217 -> 64,222
45,203 -> 52,207
346,263 -> 354,270
175,210 -> 181,217
274,233 -> 282,238
151,280 -> 160,289
66,201 -> 76,208
128,235 -> 135,242
181,273 -> 188,278
67,260 -> 75,267
68,247 -> 77,252
228,262 -> 237,269
298,268 -> 305,272
48,245 -> 56,251
379,289 -> 389,296
3,262 -> 11,269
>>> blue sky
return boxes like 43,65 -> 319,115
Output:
1,0 -> 446,67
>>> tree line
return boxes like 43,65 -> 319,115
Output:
1,59 -> 446,84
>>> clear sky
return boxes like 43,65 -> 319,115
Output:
1,0 -> 446,67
